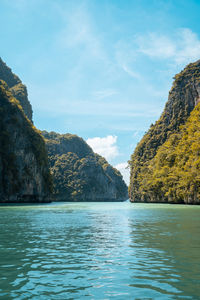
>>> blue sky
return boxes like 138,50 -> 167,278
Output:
1,0 -> 200,183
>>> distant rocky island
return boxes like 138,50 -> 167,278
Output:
42,131 -> 128,201
0,58 -> 128,203
129,60 -> 200,204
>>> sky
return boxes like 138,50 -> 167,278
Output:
1,0 -> 200,184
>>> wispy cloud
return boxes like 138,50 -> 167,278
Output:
122,64 -> 141,79
58,3 -> 106,61
137,33 -> 175,59
32,94 -> 162,118
115,39 -> 142,79
132,130 -> 144,138
92,89 -> 118,99
136,28 -> 200,65
86,135 -> 119,161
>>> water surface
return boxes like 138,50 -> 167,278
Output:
0,202 -> 200,299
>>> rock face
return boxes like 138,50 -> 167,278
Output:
42,131 -> 128,201
0,58 -> 32,121
0,58 -> 127,203
129,60 -> 200,204
0,81 -> 52,203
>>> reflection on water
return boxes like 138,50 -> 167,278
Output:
0,202 -> 200,299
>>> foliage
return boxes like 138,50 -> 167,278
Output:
129,60 -> 200,203
137,103 -> 200,203
0,58 -> 32,120
0,81 -> 52,198
43,132 -> 128,201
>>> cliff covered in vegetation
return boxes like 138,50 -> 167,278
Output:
0,58 -> 128,203
129,60 -> 200,204
42,131 -> 128,201
0,58 -> 32,121
0,80 -> 52,202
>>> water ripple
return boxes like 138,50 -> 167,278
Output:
0,202 -> 200,299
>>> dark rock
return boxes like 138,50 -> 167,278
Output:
0,81 -> 52,203
0,58 -> 33,121
42,131 -> 128,202
129,59 -> 200,203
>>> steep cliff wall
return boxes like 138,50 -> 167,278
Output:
129,60 -> 200,203
42,131 -> 128,201
138,103 -> 200,204
0,81 -> 52,203
0,58 -> 32,121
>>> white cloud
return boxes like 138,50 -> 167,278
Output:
137,33 -> 176,59
92,89 -> 118,99
122,64 -> 141,79
115,162 -> 130,185
176,28 -> 200,64
58,4 -> 106,61
86,135 -> 119,161
132,130 -> 144,138
136,28 -> 200,65
115,40 -> 142,79
30,84 -> 162,118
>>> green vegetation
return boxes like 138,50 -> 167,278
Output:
129,60 -> 200,203
0,57 -> 127,202
0,58 -> 32,120
0,80 -> 52,201
134,103 -> 200,204
0,57 -> 127,203
42,131 -> 128,201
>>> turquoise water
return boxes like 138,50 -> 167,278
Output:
0,202 -> 200,299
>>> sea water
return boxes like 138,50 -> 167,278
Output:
0,201 -> 200,299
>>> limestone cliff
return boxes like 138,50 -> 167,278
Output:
129,60 -> 200,204
0,58 -> 32,121
42,131 -> 128,201
0,81 -> 52,203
